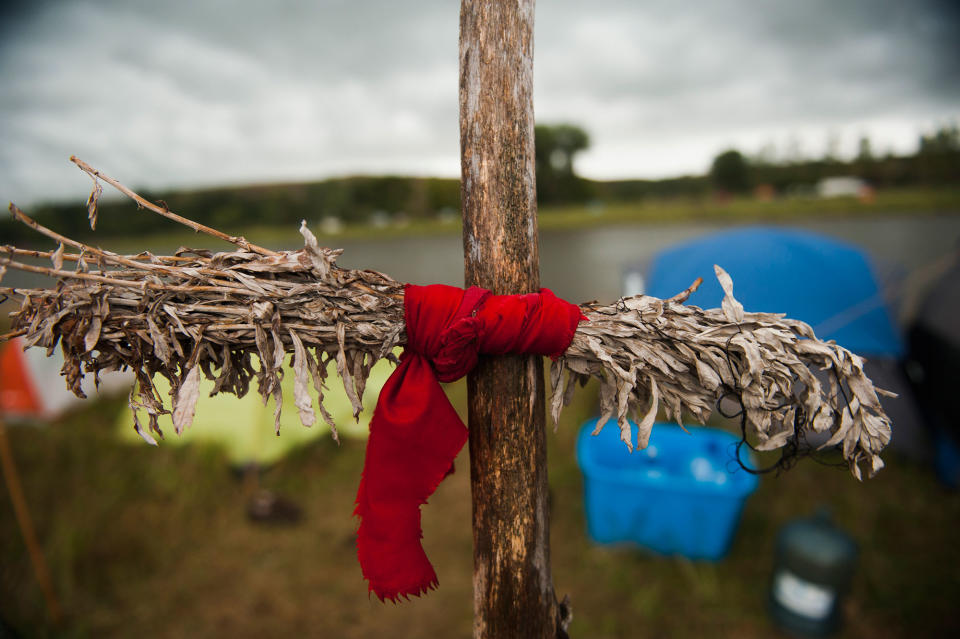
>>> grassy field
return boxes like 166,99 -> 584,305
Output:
535,187 -> 960,230
1,375 -> 958,638
2,190 -> 959,636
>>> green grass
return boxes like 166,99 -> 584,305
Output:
1,376 -> 958,638
538,187 -> 960,230
2,187 -> 959,635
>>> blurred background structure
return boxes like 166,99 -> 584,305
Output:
1,0 -> 959,637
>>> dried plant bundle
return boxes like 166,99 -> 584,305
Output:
556,268 -> 892,480
1,158 -> 891,478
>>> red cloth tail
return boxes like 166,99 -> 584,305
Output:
354,350 -> 468,601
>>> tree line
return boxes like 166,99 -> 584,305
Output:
2,123 -> 956,245
709,123 -> 960,194
1,175 -> 462,245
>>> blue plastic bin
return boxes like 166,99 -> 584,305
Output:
576,419 -> 759,560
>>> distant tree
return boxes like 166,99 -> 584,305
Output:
824,131 -> 842,163
856,135 -> 874,162
915,123 -> 960,184
918,123 -> 960,154
784,135 -> 805,164
753,140 -> 778,167
710,149 -> 753,193
535,123 -> 590,203
535,124 -> 589,174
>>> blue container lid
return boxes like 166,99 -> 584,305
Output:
577,419 -> 759,498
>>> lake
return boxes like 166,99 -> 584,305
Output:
3,213 -> 958,325
331,213 -> 960,321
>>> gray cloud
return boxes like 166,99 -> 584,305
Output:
0,0 -> 956,205
536,0 -> 959,176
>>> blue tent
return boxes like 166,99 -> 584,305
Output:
646,227 -> 904,358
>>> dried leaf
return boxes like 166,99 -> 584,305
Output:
336,322 -> 363,419
635,376 -> 659,450
694,357 -> 721,391
289,329 -> 316,428
86,176 -> 102,230
172,365 -> 201,435
147,315 -> 172,365
132,412 -> 158,446
52,243 -> 65,271
714,265 -> 744,324
300,220 -> 343,278
84,315 -> 102,352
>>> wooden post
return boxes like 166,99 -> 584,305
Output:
459,2 -> 560,637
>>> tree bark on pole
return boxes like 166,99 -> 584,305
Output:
459,2 -> 560,638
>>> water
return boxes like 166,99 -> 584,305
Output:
332,213 -> 960,312
4,213 -> 958,322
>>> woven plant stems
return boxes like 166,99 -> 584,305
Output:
554,267 -> 892,480
1,160 -> 892,478
2,167 -> 404,445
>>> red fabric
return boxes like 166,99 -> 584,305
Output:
0,338 -> 43,417
354,283 -> 583,601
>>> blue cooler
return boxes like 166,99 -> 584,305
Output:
576,419 -> 759,559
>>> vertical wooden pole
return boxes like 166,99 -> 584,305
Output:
459,2 -> 559,637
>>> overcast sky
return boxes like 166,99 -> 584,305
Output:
1,0 -> 957,206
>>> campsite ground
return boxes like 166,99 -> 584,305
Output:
1,376 -> 958,638
2,193 -> 959,637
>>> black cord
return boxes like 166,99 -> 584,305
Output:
718,322 -> 848,475
597,296 -> 853,476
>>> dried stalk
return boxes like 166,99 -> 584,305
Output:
69,156 -> 277,256
1,159 -> 892,478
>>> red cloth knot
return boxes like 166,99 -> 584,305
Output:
354,283 -> 583,601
